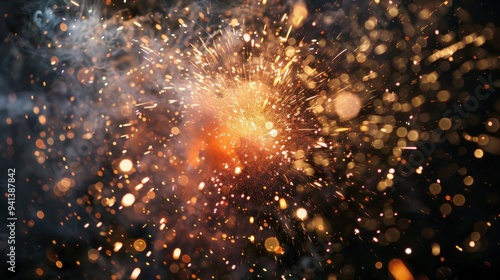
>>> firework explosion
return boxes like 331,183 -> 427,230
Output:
1,0 -> 499,279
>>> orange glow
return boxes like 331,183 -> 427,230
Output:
186,117 -> 240,170
388,259 -> 414,280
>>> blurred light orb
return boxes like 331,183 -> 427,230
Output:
334,92 -> 361,120
296,208 -> 308,220
121,193 -> 135,207
119,159 -> 134,173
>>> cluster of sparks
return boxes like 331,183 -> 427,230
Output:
2,0 -> 500,279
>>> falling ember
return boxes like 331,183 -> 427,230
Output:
388,259 -> 414,280
113,242 -> 123,252
130,268 -> 141,280
173,248 -> 181,260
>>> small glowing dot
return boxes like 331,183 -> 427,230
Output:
452,194 -> 466,207
133,239 -> 147,252
429,183 -> 442,195
171,127 -> 180,135
119,159 -> 133,173
88,249 -> 99,262
431,243 -> 440,256
296,208 -> 308,220
474,149 -> 484,158
181,254 -> 191,263
60,22 -> 67,32
269,129 -> 278,137
121,193 -> 135,207
279,198 -> 288,210
438,118 -> 452,130
405,248 -> 412,254
173,248 -> 181,260
235,166 -> 242,174
464,176 -> 474,186
264,237 -> 280,253
178,175 -> 189,186
36,210 -> 45,219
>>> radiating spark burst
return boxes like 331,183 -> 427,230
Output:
186,29 -> 313,177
